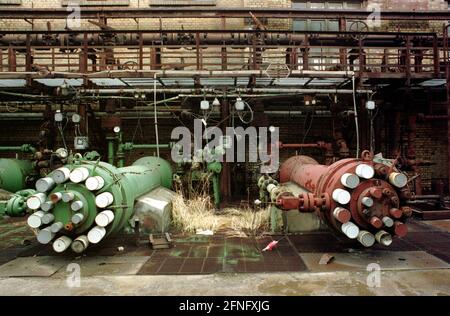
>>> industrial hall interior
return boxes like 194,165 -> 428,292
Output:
0,0 -> 449,297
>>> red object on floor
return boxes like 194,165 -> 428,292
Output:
262,240 -> 279,252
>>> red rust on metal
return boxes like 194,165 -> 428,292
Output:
370,216 -> 383,229
394,221 -> 408,237
278,154 -> 411,246
391,196 -> 399,204
401,206 -> 413,217
334,208 -> 351,223
369,187 -> 383,199
375,164 -> 388,176
360,150 -> 373,161
65,223 -> 74,231
389,208 -> 403,219
277,196 -> 300,211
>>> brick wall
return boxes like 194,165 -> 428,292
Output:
415,121 -> 448,191
367,0 -> 449,33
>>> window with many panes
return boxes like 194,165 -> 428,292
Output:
292,1 -> 363,32
292,1 -> 364,70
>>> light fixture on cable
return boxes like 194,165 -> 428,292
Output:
200,100 -> 210,110
212,97 -> 221,107
366,100 -> 376,110
235,97 -> 245,111
72,113 -> 81,124
54,110 -> 64,122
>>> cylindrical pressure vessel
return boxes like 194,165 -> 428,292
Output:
26,156 -> 172,253
0,159 -> 34,193
273,152 -> 412,247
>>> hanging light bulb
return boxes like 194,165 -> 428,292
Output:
235,98 -> 245,111
200,100 -> 210,110
212,97 -> 221,107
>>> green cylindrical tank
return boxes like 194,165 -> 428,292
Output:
0,159 -> 34,193
26,156 -> 173,253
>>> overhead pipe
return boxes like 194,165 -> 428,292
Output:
80,87 -> 372,95
0,144 -> 37,153
0,69 -> 356,80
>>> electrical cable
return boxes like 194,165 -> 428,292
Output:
352,75 -> 360,158
237,99 -> 254,124
299,113 -> 314,155
57,122 -> 68,150
131,99 -> 143,143
154,73 -> 160,157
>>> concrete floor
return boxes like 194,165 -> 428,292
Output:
0,217 -> 449,296
0,270 -> 449,296
424,220 -> 450,233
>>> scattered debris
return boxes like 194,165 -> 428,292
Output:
262,240 -> 279,252
149,233 -> 173,250
196,229 -> 214,236
319,253 -> 335,265
117,246 -> 124,252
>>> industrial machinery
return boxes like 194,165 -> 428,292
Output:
259,151 -> 412,248
0,189 -> 37,217
0,145 -> 69,193
105,126 -> 170,167
0,158 -> 35,193
25,155 -> 173,253
173,146 -> 223,209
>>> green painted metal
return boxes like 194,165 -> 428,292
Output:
211,174 -> 220,208
0,159 -> 34,192
116,131 -> 125,168
83,151 -> 101,161
122,143 -> 170,150
0,189 -> 36,216
207,162 -> 222,208
106,137 -> 115,165
118,142 -> 170,167
0,144 -> 36,154
28,156 -> 173,251
107,130 -> 170,167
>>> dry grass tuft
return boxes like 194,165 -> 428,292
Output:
171,193 -> 219,233
171,192 -> 269,236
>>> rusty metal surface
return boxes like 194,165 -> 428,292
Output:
0,29 -> 443,86
277,155 -> 412,244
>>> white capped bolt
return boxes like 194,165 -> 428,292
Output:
355,164 -> 375,179
341,173 -> 360,189
332,189 -> 351,205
